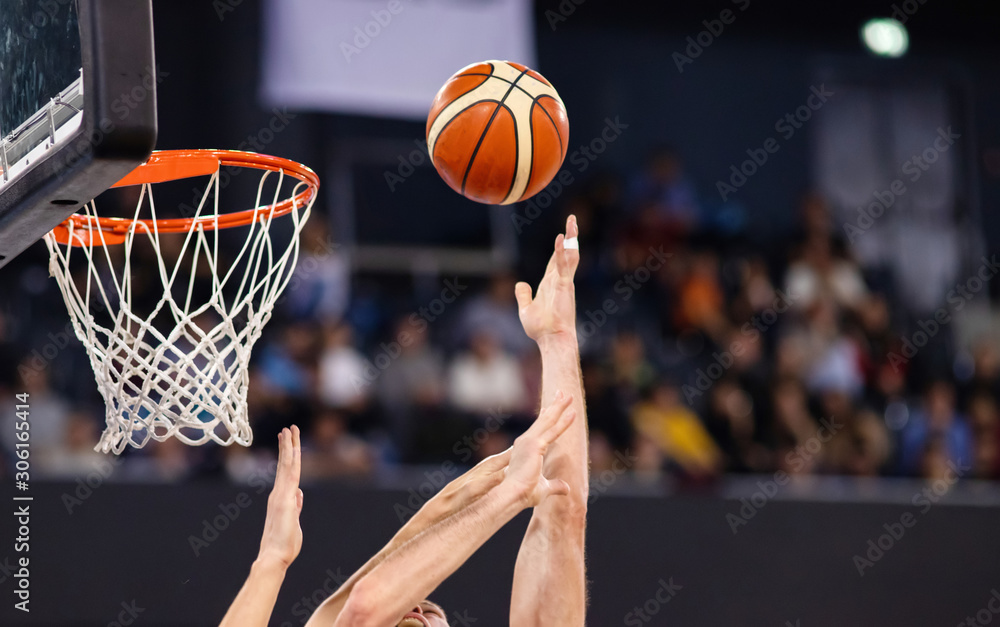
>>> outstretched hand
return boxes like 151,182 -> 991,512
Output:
258,426 -> 304,569
515,215 -> 580,343
427,448 -> 512,520
503,391 -> 577,508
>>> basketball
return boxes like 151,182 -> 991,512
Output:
426,60 -> 569,205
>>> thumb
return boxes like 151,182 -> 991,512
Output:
514,282 -> 533,312
547,478 -> 571,498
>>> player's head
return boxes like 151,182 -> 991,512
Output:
398,600 -> 449,627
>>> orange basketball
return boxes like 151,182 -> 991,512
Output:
426,60 -> 569,205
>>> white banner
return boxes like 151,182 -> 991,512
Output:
261,0 -> 535,120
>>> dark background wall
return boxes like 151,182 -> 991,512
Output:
1,480 -> 998,626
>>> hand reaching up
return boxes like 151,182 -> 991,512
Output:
515,215 -> 580,344
257,426 -> 304,569
503,391 -> 577,508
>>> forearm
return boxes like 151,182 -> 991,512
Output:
511,506 -> 587,626
305,498 -> 453,626
336,487 -> 525,627
513,335 -> 588,626
537,333 -> 588,496
219,557 -> 287,627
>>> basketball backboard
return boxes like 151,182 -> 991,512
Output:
0,0 -> 157,269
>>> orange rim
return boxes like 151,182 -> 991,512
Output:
51,149 -> 320,246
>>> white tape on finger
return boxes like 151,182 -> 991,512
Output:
563,237 -> 579,250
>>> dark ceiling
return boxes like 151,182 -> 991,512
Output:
535,1 -> 1000,50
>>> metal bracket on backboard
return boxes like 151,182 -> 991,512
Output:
0,0 -> 157,268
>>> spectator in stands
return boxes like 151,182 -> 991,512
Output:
770,377 -> 823,475
898,380 -> 973,476
919,436 -> 956,482
704,379 -> 769,473
674,250 -> 728,342
31,409 -> 107,478
447,328 -> 527,415
581,359 -> 633,453
785,233 -> 868,316
1,362 -> 70,469
968,392 -> 1000,479
630,379 -> 722,480
300,408 -> 373,479
717,326 -> 772,429
607,331 -> 657,407
283,215 -> 350,323
258,323 -> 320,398
626,148 -> 701,234
631,431 -> 667,482
825,407 -> 892,476
791,298 -> 866,398
786,191 -> 842,248
375,315 -> 446,457
456,272 -> 534,356
728,255 -> 780,323
318,322 -> 370,412
963,339 -> 1000,403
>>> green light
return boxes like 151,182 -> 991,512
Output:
861,18 -> 909,58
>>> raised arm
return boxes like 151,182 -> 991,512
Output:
220,426 -> 304,627
511,215 -> 589,627
334,395 -> 577,627
305,442 -> 513,626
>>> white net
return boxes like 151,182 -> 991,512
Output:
44,161 -> 314,454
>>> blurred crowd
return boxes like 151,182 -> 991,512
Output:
2,149 -> 999,489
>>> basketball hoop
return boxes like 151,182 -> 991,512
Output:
44,150 -> 319,454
